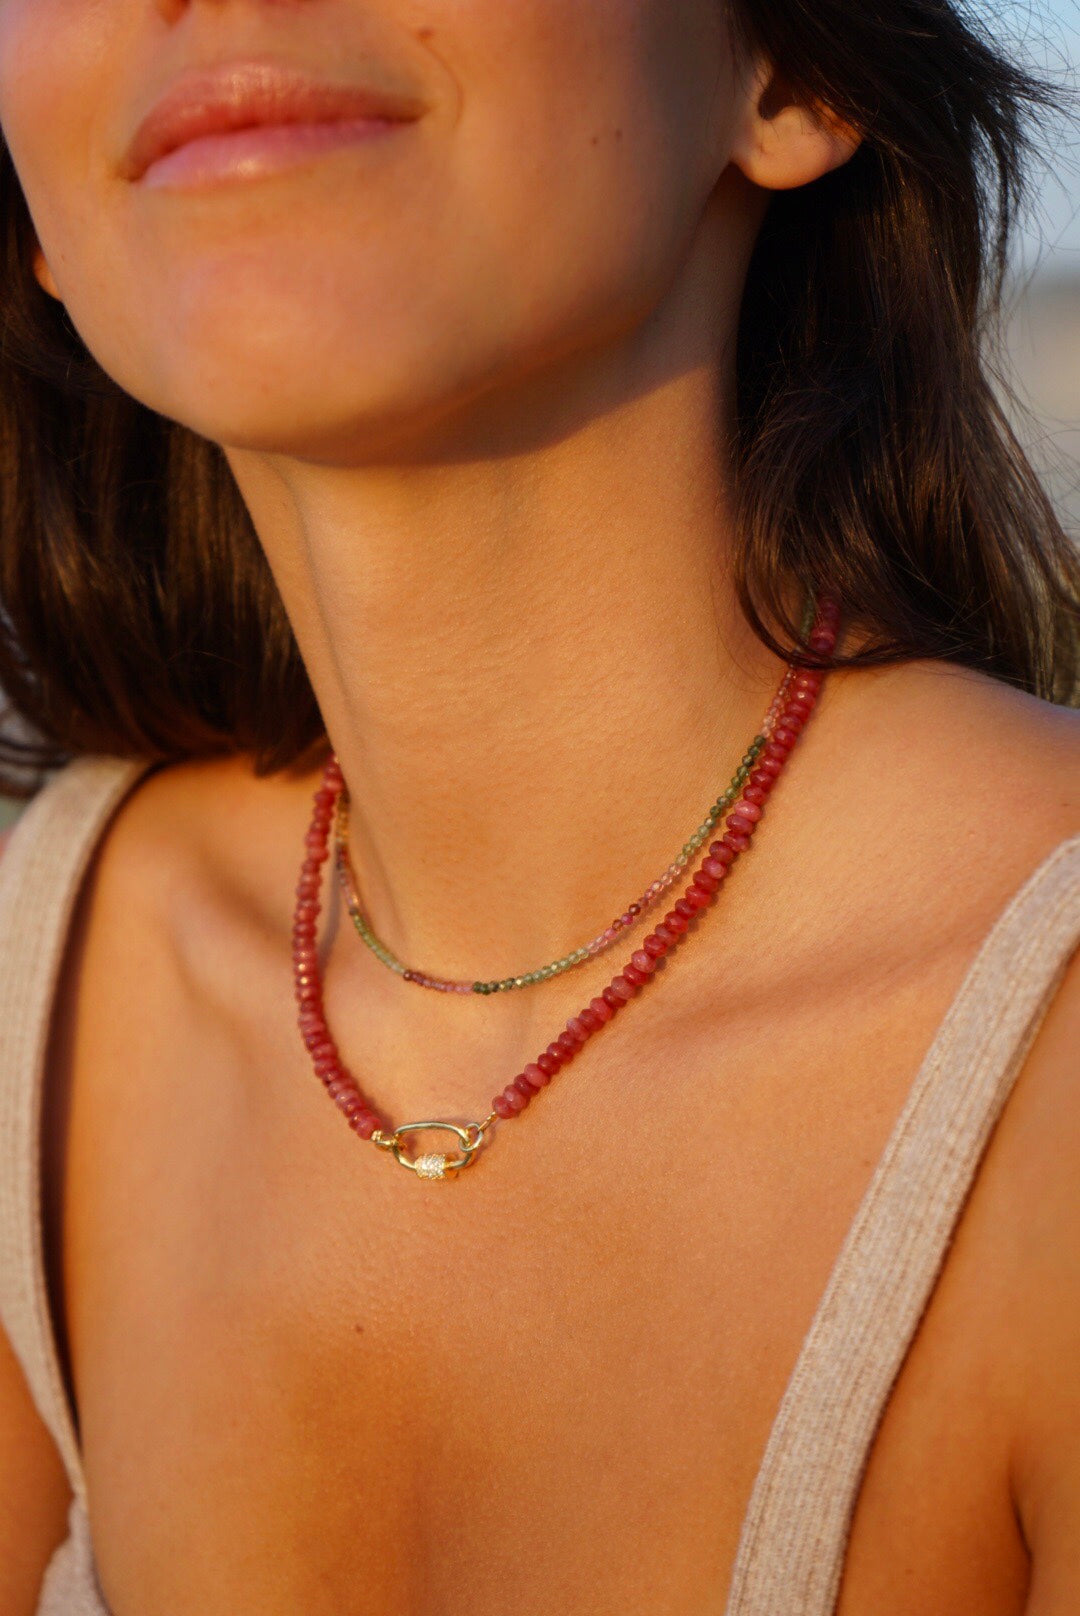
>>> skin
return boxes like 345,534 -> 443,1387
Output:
0,2 -> 1078,1613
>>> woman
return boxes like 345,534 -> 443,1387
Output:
0,0 -> 1077,1611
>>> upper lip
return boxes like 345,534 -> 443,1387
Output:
123,59 -> 426,182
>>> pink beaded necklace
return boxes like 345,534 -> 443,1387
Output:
292,595 -> 839,1179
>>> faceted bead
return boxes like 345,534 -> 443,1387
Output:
514,1072 -> 540,1097
608,976 -> 637,1001
663,910 -> 690,934
631,949 -> 657,973
566,1016 -> 591,1042
642,934 -> 668,958
674,899 -> 698,920
726,814 -> 754,836
622,963 -> 650,986
732,800 -> 763,823
493,1094 -> 518,1119
537,1051 -> 562,1076
702,857 -> 728,880
589,995 -> 615,1023
350,1112 -> 380,1139
578,1007 -> 605,1033
692,870 -> 720,894
724,831 -> 752,853
653,924 -> 678,946
757,757 -> 783,778
501,1085 -> 527,1113
809,630 -> 836,653
602,985 -> 626,1010
772,726 -> 799,749
523,1061 -> 551,1088
683,887 -> 711,911
708,842 -> 736,864
556,1032 -> 580,1058
742,786 -> 766,806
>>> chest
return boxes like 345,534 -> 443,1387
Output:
45,928 -> 1029,1616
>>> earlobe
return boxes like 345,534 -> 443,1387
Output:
730,60 -> 862,193
32,243 -> 62,300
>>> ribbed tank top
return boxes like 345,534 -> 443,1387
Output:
1,754 -> 1078,1616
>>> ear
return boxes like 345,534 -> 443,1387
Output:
31,242 -> 62,300
730,56 -> 862,192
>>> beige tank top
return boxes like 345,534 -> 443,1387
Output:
1,754 -> 1079,1616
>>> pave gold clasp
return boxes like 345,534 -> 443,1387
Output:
370,1119 -> 489,1179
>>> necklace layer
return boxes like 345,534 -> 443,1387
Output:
292,596 -> 839,1179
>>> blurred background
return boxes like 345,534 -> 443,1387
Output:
1001,0 -> 1080,526
0,0 -> 1078,832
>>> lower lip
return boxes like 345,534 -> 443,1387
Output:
140,116 -> 408,190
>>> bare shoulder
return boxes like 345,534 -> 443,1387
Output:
75,750 -> 322,973
839,658 -> 1080,815
812,659 -> 1079,928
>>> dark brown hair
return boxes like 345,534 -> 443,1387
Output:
1,0 -> 1077,795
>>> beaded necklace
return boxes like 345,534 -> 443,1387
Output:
292,594 -> 839,1179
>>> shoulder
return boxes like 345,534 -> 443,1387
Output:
70,750 -> 324,985
813,658 -> 1079,917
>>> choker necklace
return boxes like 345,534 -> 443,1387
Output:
292,594 -> 839,1180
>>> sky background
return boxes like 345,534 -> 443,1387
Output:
998,0 -> 1080,272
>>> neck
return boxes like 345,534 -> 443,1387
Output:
226,350 -> 791,994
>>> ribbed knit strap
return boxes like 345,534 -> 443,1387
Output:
0,754 -> 155,1507
725,832 -> 1080,1616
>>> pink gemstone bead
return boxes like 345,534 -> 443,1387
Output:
523,1061 -> 551,1088
643,934 -> 668,958
501,1085 -> 527,1114
589,996 -> 615,1024
578,1007 -> 604,1033
609,976 -> 637,1002
631,950 -> 657,974
493,1094 -> 518,1119
538,1051 -> 562,1076
602,986 -> 626,1010
622,963 -> 650,986
732,800 -> 762,823
702,857 -> 728,880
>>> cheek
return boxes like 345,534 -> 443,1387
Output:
442,0 -> 734,330
0,1 -> 140,351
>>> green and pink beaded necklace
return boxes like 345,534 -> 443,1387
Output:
292,593 -> 839,1179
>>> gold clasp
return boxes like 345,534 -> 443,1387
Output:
370,1119 -> 490,1180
